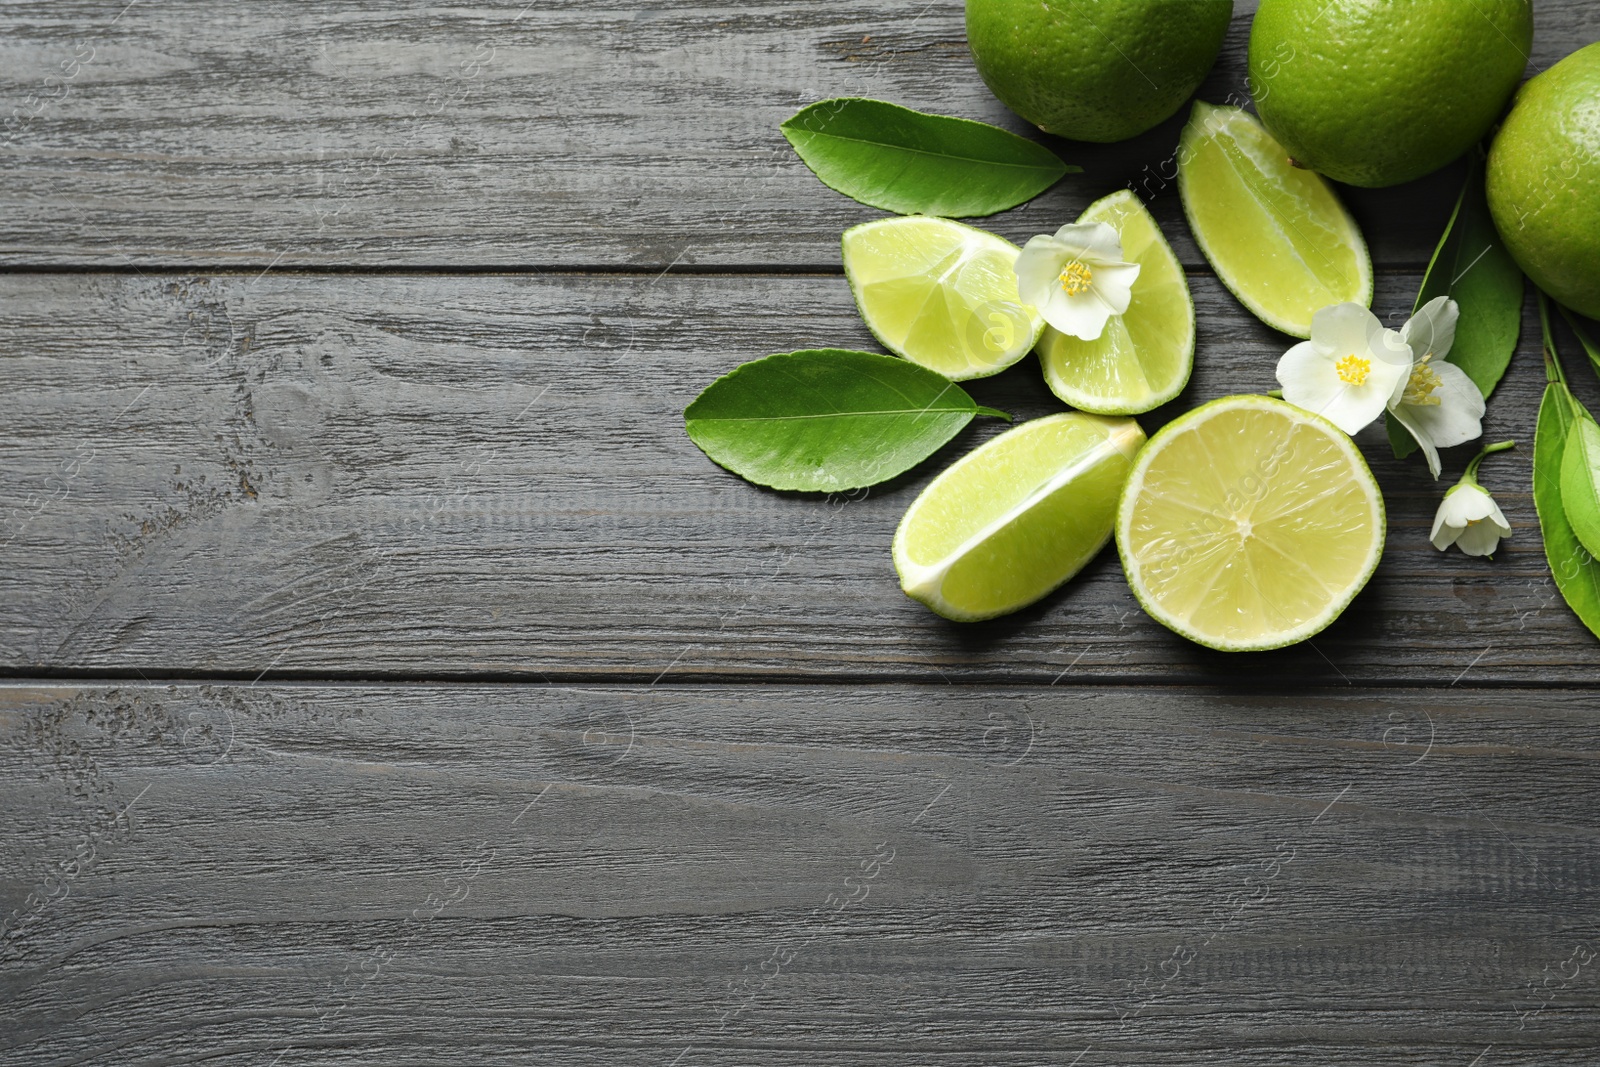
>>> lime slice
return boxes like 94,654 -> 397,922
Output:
894,412 -> 1145,621
1115,395 -> 1384,651
1037,190 -> 1195,415
1178,102 -> 1373,338
843,216 -> 1045,381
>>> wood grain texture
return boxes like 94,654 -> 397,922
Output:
2,683 -> 1597,1065
6,3 -> 1600,1065
1,0 -> 1596,270
2,270 -> 1598,684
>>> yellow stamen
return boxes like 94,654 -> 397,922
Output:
1058,261 -> 1093,296
1402,353 -> 1444,407
1335,354 -> 1371,386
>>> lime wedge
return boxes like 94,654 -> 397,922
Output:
1115,395 -> 1384,651
894,412 -> 1145,621
1178,102 -> 1373,338
843,216 -> 1045,381
1037,190 -> 1195,414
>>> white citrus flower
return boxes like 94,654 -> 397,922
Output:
1013,222 -> 1141,342
1431,441 -> 1516,557
1275,303 -> 1411,436
1388,296 -> 1486,479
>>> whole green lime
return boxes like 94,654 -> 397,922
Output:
1249,0 -> 1531,188
966,0 -> 1233,144
1487,42 -> 1600,320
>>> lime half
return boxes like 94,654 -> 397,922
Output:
843,216 -> 1044,381
1037,190 -> 1195,414
1178,102 -> 1373,338
1116,394 -> 1384,651
894,412 -> 1145,621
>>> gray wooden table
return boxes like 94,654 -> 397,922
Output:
3,2 -> 1598,1063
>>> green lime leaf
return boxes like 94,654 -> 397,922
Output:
1534,382 -> 1600,637
1560,417 -> 1600,560
1389,155 -> 1525,459
1535,299 -> 1600,640
780,98 -> 1077,218
684,349 -> 1009,493
1415,156 -> 1525,393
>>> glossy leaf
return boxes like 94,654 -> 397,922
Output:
684,349 -> 1009,492
1388,155 -> 1524,458
1534,299 -> 1600,640
1560,417 -> 1600,559
781,98 -> 1077,218
1533,384 -> 1600,637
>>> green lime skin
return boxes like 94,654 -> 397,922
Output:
1249,0 -> 1532,188
965,0 -> 1233,144
1487,42 -> 1600,320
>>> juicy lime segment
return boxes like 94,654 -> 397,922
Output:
1038,190 -> 1194,414
1116,395 -> 1384,651
1178,102 -> 1373,338
895,413 -> 1145,621
843,216 -> 1044,381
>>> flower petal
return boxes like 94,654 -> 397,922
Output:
1088,261 -> 1141,316
1372,328 -> 1415,371
1445,484 -> 1497,524
1454,519 -> 1504,557
1394,363 -> 1485,466
1390,403 -> 1443,479
1486,499 -> 1513,537
1311,352 -> 1411,435
1051,221 -> 1124,263
1277,341 -> 1347,420
1319,387 -> 1394,436
1044,290 -> 1113,340
1402,296 -> 1460,362
1366,351 -> 1411,396
1430,516 -> 1462,551
1277,328 -> 1411,437
1014,238 -> 1066,308
1311,302 -> 1383,357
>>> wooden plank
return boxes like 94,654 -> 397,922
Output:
2,682 -> 1597,1064
2,270 -> 1597,684
1,1 -> 1595,269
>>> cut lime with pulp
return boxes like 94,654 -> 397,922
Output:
1116,395 -> 1384,651
843,216 -> 1044,381
1037,189 -> 1194,414
1178,102 -> 1373,338
894,412 -> 1145,622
